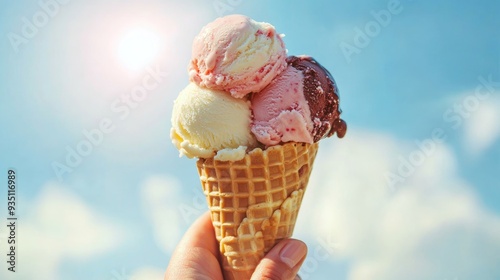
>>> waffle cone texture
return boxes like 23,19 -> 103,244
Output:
196,142 -> 319,279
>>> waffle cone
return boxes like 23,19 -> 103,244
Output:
196,142 -> 319,279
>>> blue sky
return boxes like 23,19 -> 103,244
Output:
0,0 -> 499,279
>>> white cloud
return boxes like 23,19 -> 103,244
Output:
0,183 -> 126,280
463,97 -> 500,156
296,129 -> 500,280
140,176 -> 187,254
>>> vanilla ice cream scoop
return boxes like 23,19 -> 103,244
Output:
189,14 -> 287,98
171,83 -> 257,160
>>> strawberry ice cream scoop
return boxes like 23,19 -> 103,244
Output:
189,14 -> 287,98
251,55 -> 346,146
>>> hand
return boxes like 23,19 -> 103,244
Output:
165,212 -> 307,280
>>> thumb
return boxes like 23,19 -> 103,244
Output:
251,239 -> 307,280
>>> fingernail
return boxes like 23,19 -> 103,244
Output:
280,241 -> 307,269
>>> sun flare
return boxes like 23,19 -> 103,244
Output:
117,27 -> 161,71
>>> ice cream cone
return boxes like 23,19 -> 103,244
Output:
196,142 -> 319,279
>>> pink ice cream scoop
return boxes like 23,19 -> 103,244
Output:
189,14 -> 287,98
251,55 -> 347,146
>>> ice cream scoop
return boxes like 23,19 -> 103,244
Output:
171,83 -> 257,160
170,15 -> 347,279
251,55 -> 347,146
189,14 -> 287,98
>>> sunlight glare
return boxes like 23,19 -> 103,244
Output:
117,28 -> 161,71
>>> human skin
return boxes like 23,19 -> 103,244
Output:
165,212 -> 307,280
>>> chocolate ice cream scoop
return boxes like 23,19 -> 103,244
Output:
251,55 -> 346,145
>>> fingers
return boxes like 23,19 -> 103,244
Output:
166,212 -> 308,280
175,211 -> 218,257
251,239 -> 308,280
165,212 -> 223,280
